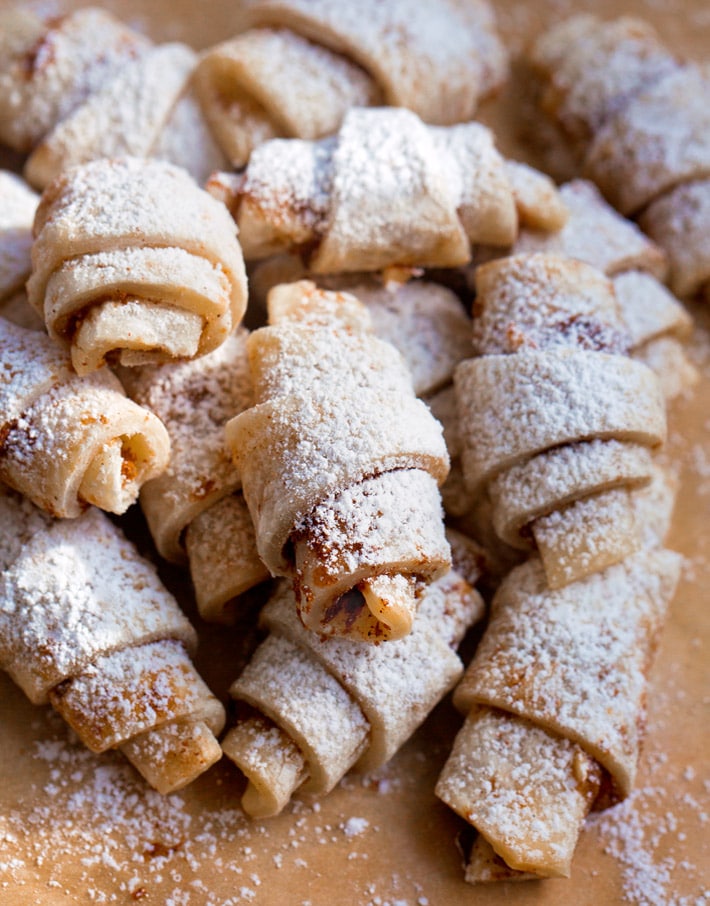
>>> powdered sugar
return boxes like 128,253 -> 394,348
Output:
0,171 -> 39,298
0,500 -> 194,704
0,7 -> 150,152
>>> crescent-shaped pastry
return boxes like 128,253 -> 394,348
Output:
514,179 -> 667,279
194,0 -> 506,167
436,542 -> 681,881
529,15 -> 678,151
454,253 -> 667,588
248,261 -> 479,521
0,318 -> 170,518
207,108 -> 566,274
0,7 -> 224,189
0,7 -> 150,154
223,533 -> 485,817
27,156 -> 248,375
639,179 -> 710,300
24,44 -> 197,189
584,67 -> 710,217
529,15 -> 710,299
225,280 -> 451,641
119,328 -> 270,624
514,179 -> 697,399
249,263 -> 474,398
0,486 -> 225,794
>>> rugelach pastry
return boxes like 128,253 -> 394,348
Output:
248,260 -> 480,521
528,14 -> 710,300
194,0 -> 507,166
0,6 -> 224,188
514,179 -> 697,399
248,259 -> 473,397
223,530 -> 485,817
0,484 -> 225,794
454,252 -> 667,588
119,329 -> 270,624
436,468 -> 681,882
225,280 -> 451,641
27,156 -> 248,374
0,317 -> 170,518
208,107 -> 567,274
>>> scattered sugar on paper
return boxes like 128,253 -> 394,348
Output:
588,787 -> 709,906
342,817 -> 369,838
586,676 -> 710,906
0,712 -> 434,904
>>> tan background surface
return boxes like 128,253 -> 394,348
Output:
0,1 -> 708,904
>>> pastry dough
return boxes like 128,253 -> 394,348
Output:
529,15 -> 710,299
0,171 -> 39,302
28,156 -> 248,374
194,0 -> 507,166
223,542 -> 484,817
612,270 -> 697,400
436,544 -> 681,880
639,180 -> 710,300
455,253 -> 667,588
119,329 -> 270,624
0,171 -> 44,331
515,179 -> 667,279
514,179 -> 697,398
0,6 -> 150,154
207,108 -> 566,274
225,280 -> 451,640
249,260 -> 479,521
25,43 -> 202,189
529,15 -> 678,153
0,317 -> 170,518
249,262 -> 473,397
0,485 -> 225,794
0,7 -> 224,188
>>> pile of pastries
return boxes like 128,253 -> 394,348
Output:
0,0 -> 704,887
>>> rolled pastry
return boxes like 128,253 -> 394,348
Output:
119,328 -> 270,624
0,171 -> 44,331
0,7 -> 224,189
207,108 -> 567,274
223,538 -> 485,817
612,270 -> 697,400
436,544 -> 681,881
454,253 -> 667,588
515,179 -> 667,280
639,180 -> 710,301
0,485 -> 225,794
249,260 -> 479,520
0,6 -> 150,154
194,0 -> 507,167
27,156 -> 248,375
249,261 -> 474,398
529,15 -> 710,299
25,43 -> 203,189
0,318 -> 170,518
514,179 -> 697,399
225,280 -> 451,641
0,171 -> 39,301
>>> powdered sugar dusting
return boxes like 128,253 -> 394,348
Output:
0,7 -> 150,152
587,673 -> 710,906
